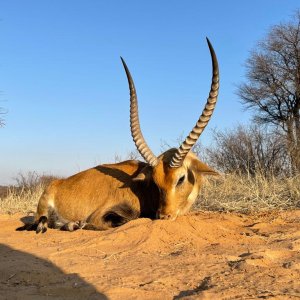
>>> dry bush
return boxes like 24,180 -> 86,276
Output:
0,172 -> 59,214
0,186 -> 9,198
204,125 -> 291,177
1,148 -> 299,215
2,172 -> 298,215
194,173 -> 300,213
13,171 -> 58,190
114,150 -> 142,163
0,106 -> 5,127
0,184 -> 44,214
193,125 -> 299,212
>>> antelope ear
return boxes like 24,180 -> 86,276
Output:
191,158 -> 219,176
132,166 -> 153,182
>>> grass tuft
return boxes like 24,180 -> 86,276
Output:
0,184 -> 44,214
195,173 -> 300,213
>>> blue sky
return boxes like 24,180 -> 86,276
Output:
0,1 -> 299,184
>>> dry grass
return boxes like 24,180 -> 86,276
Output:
1,173 -> 300,215
195,173 -> 300,213
0,184 -> 44,214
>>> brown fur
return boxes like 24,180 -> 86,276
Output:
17,40 -> 219,233
17,149 -> 217,233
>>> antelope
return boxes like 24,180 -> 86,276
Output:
17,38 -> 219,233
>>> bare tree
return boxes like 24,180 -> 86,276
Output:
237,11 -> 300,173
205,125 -> 291,177
0,107 -> 5,127
13,171 -> 59,191
114,150 -> 142,163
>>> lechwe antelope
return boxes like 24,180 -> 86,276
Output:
17,38 -> 219,233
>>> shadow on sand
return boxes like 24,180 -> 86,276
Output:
0,244 -> 108,300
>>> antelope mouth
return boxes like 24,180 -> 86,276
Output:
156,210 -> 180,221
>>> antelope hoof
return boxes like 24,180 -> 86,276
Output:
61,220 -> 86,232
36,216 -> 48,234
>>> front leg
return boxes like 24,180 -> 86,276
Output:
60,220 -> 86,232
60,220 -> 107,231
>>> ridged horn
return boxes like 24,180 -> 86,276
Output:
121,57 -> 158,167
169,38 -> 220,168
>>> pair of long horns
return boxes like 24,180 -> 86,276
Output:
121,38 -> 219,168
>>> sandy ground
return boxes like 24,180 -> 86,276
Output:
0,211 -> 300,300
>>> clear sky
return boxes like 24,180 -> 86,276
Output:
0,1 -> 299,185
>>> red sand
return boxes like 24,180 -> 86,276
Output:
1,211 -> 300,299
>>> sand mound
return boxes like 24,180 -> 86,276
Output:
1,211 -> 300,299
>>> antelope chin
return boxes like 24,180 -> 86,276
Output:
157,210 -> 180,221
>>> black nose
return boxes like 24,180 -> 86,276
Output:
155,211 -> 160,219
157,213 -> 172,220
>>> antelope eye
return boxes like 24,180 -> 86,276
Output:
176,175 -> 185,187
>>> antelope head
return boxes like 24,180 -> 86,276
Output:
121,38 -> 219,220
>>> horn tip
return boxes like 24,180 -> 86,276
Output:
120,57 -> 130,75
206,37 -> 212,48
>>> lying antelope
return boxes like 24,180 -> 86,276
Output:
17,38 -> 219,233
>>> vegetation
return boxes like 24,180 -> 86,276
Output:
1,168 -> 299,215
1,12 -> 300,215
0,184 -> 44,214
0,107 -> 5,127
1,131 -> 299,215
237,10 -> 300,174
192,124 -> 299,213
204,125 -> 291,177
0,172 -> 59,214
195,173 -> 300,213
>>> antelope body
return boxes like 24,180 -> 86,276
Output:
17,38 -> 220,233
